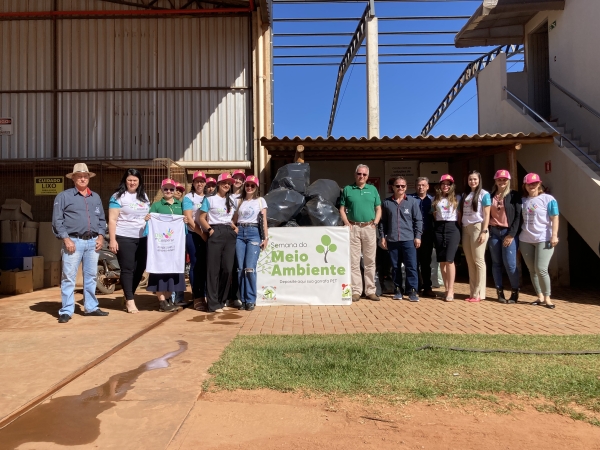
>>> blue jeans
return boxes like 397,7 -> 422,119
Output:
487,226 -> 519,290
60,237 -> 100,316
235,226 -> 261,304
387,240 -> 418,293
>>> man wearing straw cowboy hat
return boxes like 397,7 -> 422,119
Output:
52,163 -> 109,323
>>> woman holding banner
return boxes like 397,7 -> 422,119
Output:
197,173 -> 238,313
186,171 -> 209,311
145,178 -> 193,313
235,175 -> 268,311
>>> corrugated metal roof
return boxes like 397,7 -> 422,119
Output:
454,0 -> 565,48
261,132 -> 557,160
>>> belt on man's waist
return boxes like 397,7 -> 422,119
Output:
238,223 -> 258,228
349,220 -> 374,227
69,232 -> 99,240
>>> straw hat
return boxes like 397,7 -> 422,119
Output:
66,163 -> 96,179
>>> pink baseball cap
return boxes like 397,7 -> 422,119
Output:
175,182 -> 185,193
232,170 -> 246,180
494,169 -> 511,180
440,174 -> 454,183
205,177 -> 217,186
523,173 -> 542,184
161,178 -> 176,189
192,170 -> 206,182
245,175 -> 259,187
217,173 -> 234,184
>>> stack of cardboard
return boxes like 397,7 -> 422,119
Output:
0,200 -> 37,244
0,270 -> 33,295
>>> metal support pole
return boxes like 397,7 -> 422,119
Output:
366,1 -> 379,139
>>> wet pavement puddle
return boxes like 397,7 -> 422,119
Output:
0,341 -> 188,448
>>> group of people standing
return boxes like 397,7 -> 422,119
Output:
52,163 -> 268,323
340,164 -> 560,309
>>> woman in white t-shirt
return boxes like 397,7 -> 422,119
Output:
186,171 -> 209,311
460,170 -> 491,303
197,173 -> 239,313
432,174 -> 461,302
235,175 -> 269,311
227,170 -> 247,308
520,173 -> 559,309
108,169 -> 150,314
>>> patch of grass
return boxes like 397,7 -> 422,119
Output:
208,333 -> 600,423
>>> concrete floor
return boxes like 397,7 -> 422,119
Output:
1,283 -> 599,449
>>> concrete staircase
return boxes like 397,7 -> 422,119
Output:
542,121 -> 600,176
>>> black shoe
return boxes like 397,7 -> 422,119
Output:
58,314 -> 71,323
159,300 -> 178,312
497,288 -> 507,304
508,289 -> 519,304
421,289 -> 435,298
84,309 -> 109,317
227,299 -> 243,309
245,303 -> 256,311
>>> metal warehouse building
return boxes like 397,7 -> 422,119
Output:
0,0 -> 273,221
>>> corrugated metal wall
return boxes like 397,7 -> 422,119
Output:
0,0 -> 251,163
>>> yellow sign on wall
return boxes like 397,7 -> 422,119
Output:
34,177 -> 64,196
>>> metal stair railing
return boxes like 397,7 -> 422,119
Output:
549,78 -> 600,121
503,86 -> 600,171
421,43 -> 523,136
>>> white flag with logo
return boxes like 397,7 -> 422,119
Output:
146,213 -> 186,274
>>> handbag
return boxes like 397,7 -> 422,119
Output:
257,209 -> 266,241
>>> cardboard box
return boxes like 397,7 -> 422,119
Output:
37,222 -> 62,262
0,270 -> 33,295
23,256 -> 44,290
43,261 -> 61,288
22,222 -> 39,243
0,199 -> 33,222
1,220 -> 24,243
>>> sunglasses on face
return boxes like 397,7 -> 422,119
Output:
163,188 -> 175,192
356,172 -> 368,177
245,184 -> 257,189
394,184 -> 407,188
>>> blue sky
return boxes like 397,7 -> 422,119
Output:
272,0 -> 522,138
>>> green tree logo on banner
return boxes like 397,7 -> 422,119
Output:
316,235 -> 337,263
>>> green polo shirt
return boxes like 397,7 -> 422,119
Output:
149,198 -> 184,215
340,183 -> 381,222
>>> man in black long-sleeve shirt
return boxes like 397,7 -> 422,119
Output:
52,163 -> 108,323
378,176 -> 423,302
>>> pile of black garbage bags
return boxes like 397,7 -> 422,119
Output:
264,163 -> 343,227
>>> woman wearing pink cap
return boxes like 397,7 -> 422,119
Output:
520,173 -> 559,309
488,169 -> 522,303
197,173 -> 239,313
145,178 -> 193,312
460,170 -> 491,302
204,177 -> 217,196
235,175 -> 269,311
432,174 -> 461,301
231,169 -> 246,200
228,169 -> 246,307
186,171 -> 209,311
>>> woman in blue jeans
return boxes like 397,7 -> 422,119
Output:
488,170 -> 522,303
235,175 -> 268,311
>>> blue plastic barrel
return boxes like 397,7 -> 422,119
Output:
0,243 -> 37,271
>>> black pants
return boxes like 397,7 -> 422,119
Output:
433,220 -> 461,263
191,232 -> 207,298
206,225 -> 237,311
115,235 -> 147,300
416,229 -> 434,291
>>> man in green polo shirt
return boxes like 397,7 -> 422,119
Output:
340,164 -> 382,302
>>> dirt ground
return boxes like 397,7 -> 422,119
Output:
170,389 -> 600,450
